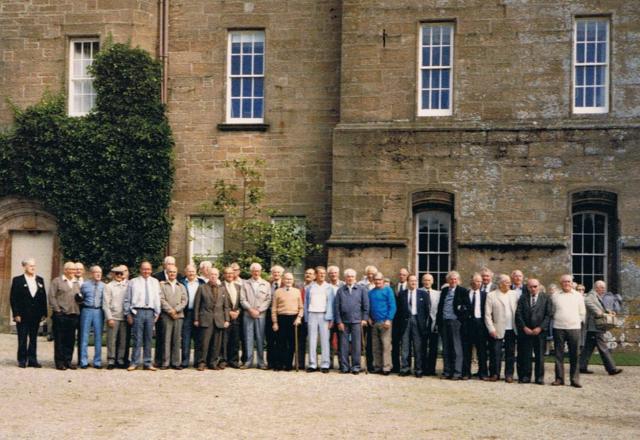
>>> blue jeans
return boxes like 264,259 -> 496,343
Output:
243,314 -> 265,367
307,312 -> 331,369
131,309 -> 155,367
80,308 -> 104,367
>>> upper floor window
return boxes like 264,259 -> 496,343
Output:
418,23 -> 453,117
573,18 -> 609,114
68,38 -> 99,116
189,216 -> 224,264
227,30 -> 265,123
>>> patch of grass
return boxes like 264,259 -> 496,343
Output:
544,352 -> 640,366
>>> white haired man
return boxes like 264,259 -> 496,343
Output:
435,270 -> 469,380
240,262 -> 272,369
334,269 -> 369,374
10,258 -> 47,368
180,264 -> 205,368
50,262 -> 82,370
550,274 -> 586,388
104,265 -> 130,369
485,274 -> 518,383
78,266 -> 106,369
152,255 -> 178,366
267,265 -> 285,369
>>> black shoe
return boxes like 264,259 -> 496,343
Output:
321,368 -> 329,374
535,379 -> 544,385
67,364 -> 77,370
580,369 -> 594,374
56,365 -> 67,371
382,371 -> 390,376
352,370 -> 360,375
171,366 -> 183,370
340,370 -> 350,374
519,377 -> 531,384
107,365 -> 115,370
93,365 -> 102,370
609,368 -> 623,376
306,367 -> 316,373
415,373 -> 423,378
571,382 -> 582,388
18,363 -> 26,368
399,371 -> 411,377
80,365 -> 88,369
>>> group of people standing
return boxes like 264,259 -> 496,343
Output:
9,257 -> 624,388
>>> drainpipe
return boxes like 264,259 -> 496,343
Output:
159,0 -> 169,104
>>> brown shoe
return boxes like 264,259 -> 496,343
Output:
127,365 -> 138,371
551,379 -> 564,386
197,363 -> 206,371
143,365 -> 157,371
505,377 -> 514,384
486,375 -> 498,382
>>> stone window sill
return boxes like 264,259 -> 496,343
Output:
217,123 -> 269,132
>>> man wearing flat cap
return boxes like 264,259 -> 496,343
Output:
104,265 -> 130,369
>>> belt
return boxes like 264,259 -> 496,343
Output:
134,307 -> 153,310
84,306 -> 102,310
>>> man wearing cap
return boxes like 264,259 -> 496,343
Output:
125,261 -> 162,371
104,265 -> 130,369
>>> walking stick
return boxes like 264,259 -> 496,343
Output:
361,325 -> 368,375
294,322 -> 299,372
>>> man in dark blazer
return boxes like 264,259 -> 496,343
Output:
436,270 -> 470,380
391,268 -> 409,373
462,273 -> 488,380
396,274 -> 430,377
10,258 -> 48,368
220,266 -> 243,368
193,279 -> 230,370
515,278 -> 551,384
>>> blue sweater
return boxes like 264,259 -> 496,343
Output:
368,286 -> 397,322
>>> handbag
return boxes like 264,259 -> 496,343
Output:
594,313 -> 618,331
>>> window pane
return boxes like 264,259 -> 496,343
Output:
584,233 -> 594,254
253,98 -> 263,118
439,233 -> 449,253
597,22 -> 607,41
577,21 -> 585,42
242,99 -> 251,118
594,235 -> 605,254
419,233 -> 428,251
432,47 -> 441,66
242,55 -> 252,74
595,87 -> 605,108
428,232 -> 437,253
242,42 -> 252,53
254,54 -> 264,75
585,87 -> 594,107
586,42 -> 596,63
431,90 -> 440,109
431,70 -> 440,88
594,257 -> 604,275
242,78 -> 252,97
587,21 -> 597,41
422,26 -> 431,45
575,87 -> 584,107
231,55 -> 240,75
442,26 -> 451,45
254,41 -> 264,54
231,78 -> 241,97
418,256 -> 428,272
232,42 -> 241,54
439,254 -> 449,273
422,69 -> 430,89
576,66 -> 585,86
433,26 -> 441,45
584,256 -> 593,275
231,99 -> 241,118
422,47 -> 431,67
596,42 -> 606,63
441,90 -> 449,109
572,256 -> 582,275
428,257 -> 438,273
254,77 -> 264,98
594,213 -> 606,233
586,66 -> 594,85
422,91 -> 429,109
573,214 -> 582,232
573,234 -> 582,253
576,42 -> 585,63
441,69 -> 450,88
442,46 -> 450,66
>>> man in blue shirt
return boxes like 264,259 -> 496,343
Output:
368,273 -> 396,375
79,266 -> 106,369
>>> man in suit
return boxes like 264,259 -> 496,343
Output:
10,258 -> 48,368
420,273 -> 440,376
396,274 -> 429,377
511,269 -> 528,301
50,261 -> 82,370
327,265 -> 344,369
159,264 -> 188,369
267,265 -> 285,369
240,262 -> 272,369
579,280 -> 623,376
485,274 -> 518,383
334,268 -> 369,374
436,270 -> 469,380
516,278 -> 552,384
194,274 -> 230,370
180,264 -> 205,368
480,267 -> 496,294
220,266 -> 243,368
391,268 -> 409,373
462,273 -> 488,380
103,265 -> 130,369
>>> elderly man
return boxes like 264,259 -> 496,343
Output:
198,260 -> 213,283
50,262 -> 82,370
10,258 -> 47,368
180,264 -> 205,368
436,271 -> 469,380
305,266 -> 334,373
125,261 -> 162,371
152,256 -> 178,367
334,269 -> 369,374
420,273 -> 441,376
368,272 -> 397,375
221,267 -> 243,368
462,273 -> 488,380
579,280 -> 623,376
271,272 -> 303,371
516,278 -> 552,384
359,265 -> 377,370
104,265 -> 130,369
327,265 -> 344,369
392,268 -> 410,373
240,262 -> 271,369
159,265 -> 188,370
396,274 -> 427,377
78,266 -> 106,369
550,274 -> 586,387
511,270 -> 527,301
485,274 -> 518,383
267,265 -> 285,369
194,271 -> 230,371
480,267 -> 496,294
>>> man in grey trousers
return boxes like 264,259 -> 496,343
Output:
159,265 -> 188,369
334,268 -> 369,375
103,265 -> 130,369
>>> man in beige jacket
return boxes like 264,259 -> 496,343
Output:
159,265 -> 188,369
485,274 -> 518,383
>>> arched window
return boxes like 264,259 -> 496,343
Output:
571,191 -> 618,292
413,191 -> 454,289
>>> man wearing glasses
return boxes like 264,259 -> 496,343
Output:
103,265 -> 130,369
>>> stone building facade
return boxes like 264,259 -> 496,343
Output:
1,1 -> 639,342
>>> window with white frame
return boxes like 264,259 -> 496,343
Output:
189,216 -> 224,263
272,216 -> 306,283
68,38 -> 100,116
573,18 -> 609,114
418,23 -> 453,116
416,211 -> 451,290
227,30 -> 265,122
572,212 -> 607,291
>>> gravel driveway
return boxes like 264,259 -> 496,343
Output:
0,334 -> 638,439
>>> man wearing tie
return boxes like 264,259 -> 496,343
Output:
397,274 -> 429,377
511,269 -> 528,301
485,274 -> 518,383
266,265 -> 285,369
391,268 -> 409,373
179,264 -> 205,368
10,258 -> 48,368
125,261 -> 162,371
480,267 -> 496,293
515,278 -> 551,384
462,273 -> 488,380
221,266 -> 243,368
420,273 -> 440,376
78,266 -> 106,369
50,261 -> 82,370
436,270 -> 469,380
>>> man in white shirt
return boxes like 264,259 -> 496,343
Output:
485,274 -> 518,383
551,274 -> 586,388
511,269 -> 527,301
305,266 -> 334,373
420,273 -> 441,376
327,265 -> 343,369
180,264 -> 204,368
125,261 -> 161,371
462,273 -> 488,380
